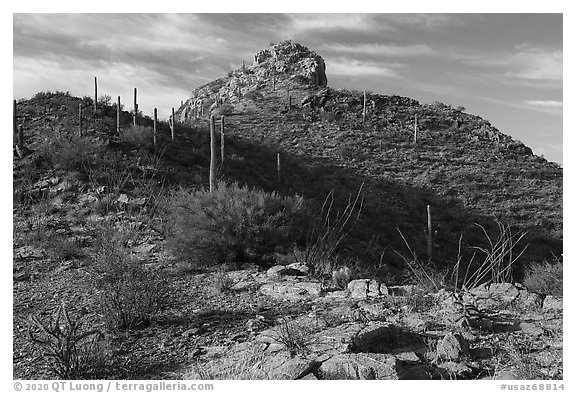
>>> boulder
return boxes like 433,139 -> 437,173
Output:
436,332 -> 469,361
542,296 -> 563,313
318,353 -> 399,380
266,263 -> 308,277
259,281 -> 322,301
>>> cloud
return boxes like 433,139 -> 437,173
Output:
522,100 -> 563,114
448,44 -> 562,84
319,43 -> 437,57
524,100 -> 563,109
327,58 -> 402,77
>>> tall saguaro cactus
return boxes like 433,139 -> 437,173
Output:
413,113 -> 418,144
116,96 -> 121,136
209,115 -> 216,192
277,152 -> 281,184
18,125 -> 24,147
153,108 -> 158,148
13,100 -> 17,137
78,103 -> 83,137
133,88 -> 138,127
362,90 -> 367,123
94,77 -> 98,113
220,115 -> 225,164
170,107 -> 175,141
427,204 -> 433,260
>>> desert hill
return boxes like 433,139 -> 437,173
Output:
12,40 -> 563,380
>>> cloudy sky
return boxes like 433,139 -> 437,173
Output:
13,13 -> 563,164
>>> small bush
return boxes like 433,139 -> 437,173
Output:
119,125 -> 154,150
212,264 -> 239,293
38,131 -> 103,172
28,301 -> 103,379
272,317 -> 314,355
91,221 -> 167,329
168,181 -> 306,267
523,259 -> 563,296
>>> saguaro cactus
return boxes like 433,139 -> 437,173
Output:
153,108 -> 157,148
94,77 -> 98,113
209,115 -> 216,192
413,113 -> 418,144
13,100 -> 17,137
277,152 -> 281,184
133,87 -> 138,127
116,96 -> 121,136
220,115 -> 225,163
18,125 -> 24,147
427,204 -> 433,260
170,107 -> 175,141
78,103 -> 83,137
362,90 -> 367,123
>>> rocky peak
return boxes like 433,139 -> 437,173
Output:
253,40 -> 328,87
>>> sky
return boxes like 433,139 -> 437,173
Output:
12,13 -> 563,164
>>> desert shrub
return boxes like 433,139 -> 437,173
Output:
119,125 -> 154,150
212,264 -> 239,293
523,258 -> 563,296
91,221 -> 167,329
168,181 -> 306,267
272,317 -> 314,355
27,301 -> 103,379
301,187 -> 363,278
38,131 -> 103,172
212,103 -> 234,117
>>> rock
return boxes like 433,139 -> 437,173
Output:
435,361 -> 473,379
436,333 -> 469,361
262,353 -> 320,379
470,347 -> 492,359
350,322 -> 394,353
318,353 -> 399,380
266,264 -> 308,278
514,290 -> 543,309
388,285 -> 419,296
259,281 -> 322,301
466,283 -> 521,309
182,328 -> 201,338
519,322 -> 544,336
397,364 -> 430,380
542,296 -> 563,312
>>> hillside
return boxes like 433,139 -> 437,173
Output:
12,41 -> 563,380
175,40 -> 562,276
